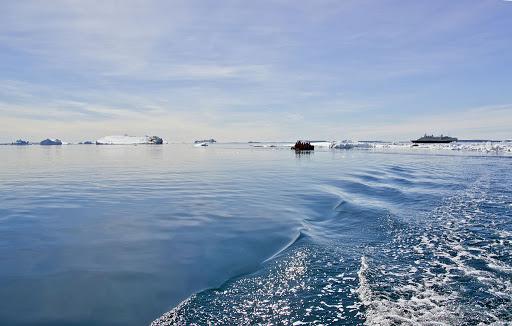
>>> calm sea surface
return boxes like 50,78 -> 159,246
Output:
0,144 -> 510,325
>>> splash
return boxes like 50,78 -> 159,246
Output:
357,173 -> 512,325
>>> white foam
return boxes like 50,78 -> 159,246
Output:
357,175 -> 512,325
357,254 -> 459,325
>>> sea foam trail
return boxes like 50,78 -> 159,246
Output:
151,245 -> 365,325
357,254 -> 459,325
149,155 -> 511,326
357,171 -> 512,325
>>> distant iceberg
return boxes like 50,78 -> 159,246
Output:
95,135 -> 164,145
12,139 -> 30,145
309,141 -> 335,148
40,138 -> 62,145
332,141 -> 374,149
194,139 -> 216,144
333,142 -> 354,149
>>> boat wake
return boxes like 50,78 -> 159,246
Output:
357,172 -> 512,325
151,158 -> 511,325
151,243 -> 365,325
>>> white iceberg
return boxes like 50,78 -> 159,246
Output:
333,142 -> 355,149
332,141 -> 374,149
96,135 -> 164,145
309,141 -> 335,148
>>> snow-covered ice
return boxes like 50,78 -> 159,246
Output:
95,135 -> 164,145
331,140 -> 512,154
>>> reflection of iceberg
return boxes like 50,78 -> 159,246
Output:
40,139 -> 62,145
95,135 -> 164,145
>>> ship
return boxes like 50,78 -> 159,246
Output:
291,140 -> 314,151
411,134 -> 458,144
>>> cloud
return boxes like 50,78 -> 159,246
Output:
103,64 -> 272,81
0,1 -> 511,142
343,104 -> 512,140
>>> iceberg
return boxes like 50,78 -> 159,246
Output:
12,139 -> 30,145
40,138 -> 63,145
95,135 -> 164,145
310,141 -> 335,148
333,142 -> 354,149
332,141 -> 374,149
194,139 -> 216,144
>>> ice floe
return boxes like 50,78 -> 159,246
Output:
331,141 -> 512,154
309,141 -> 335,148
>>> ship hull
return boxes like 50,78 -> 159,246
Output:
411,139 -> 456,144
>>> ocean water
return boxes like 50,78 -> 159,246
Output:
0,144 -> 510,325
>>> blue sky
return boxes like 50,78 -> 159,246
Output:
1,0 -> 511,142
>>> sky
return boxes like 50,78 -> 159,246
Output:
0,0 -> 511,142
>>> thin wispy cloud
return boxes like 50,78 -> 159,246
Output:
0,0 -> 511,142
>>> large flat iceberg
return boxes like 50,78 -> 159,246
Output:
96,135 -> 164,145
